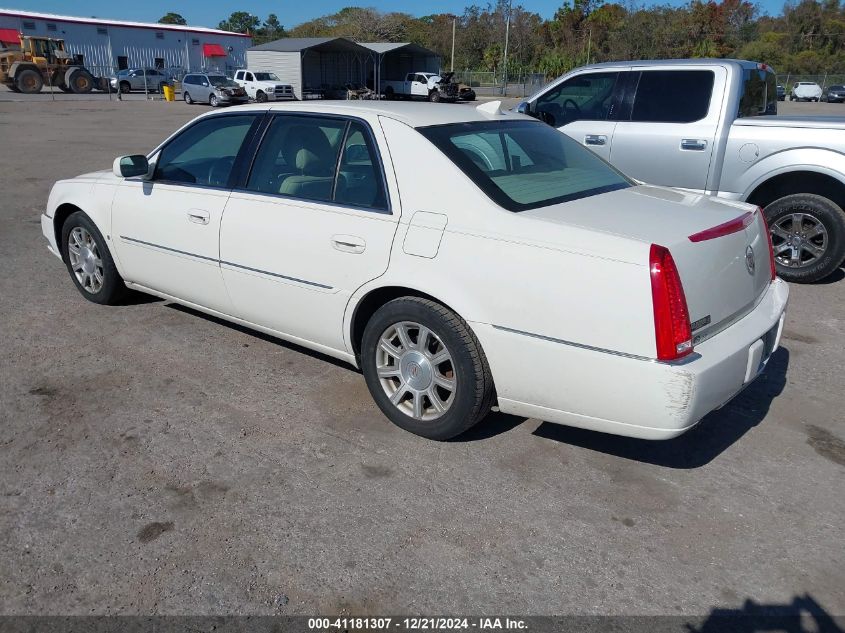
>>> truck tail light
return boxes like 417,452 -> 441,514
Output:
650,244 -> 693,361
757,207 -> 777,281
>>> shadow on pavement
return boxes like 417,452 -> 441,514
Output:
687,594 -> 844,633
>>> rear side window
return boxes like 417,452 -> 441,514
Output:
155,115 -> 256,187
631,70 -> 714,123
738,68 -> 777,117
247,116 -> 388,210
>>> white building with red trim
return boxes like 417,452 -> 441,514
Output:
0,8 -> 251,75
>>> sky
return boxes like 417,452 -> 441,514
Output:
4,0 -> 789,30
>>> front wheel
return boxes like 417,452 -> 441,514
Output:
764,193 -> 845,283
361,297 -> 495,440
60,211 -> 127,304
429,90 -> 441,103
209,94 -> 219,107
255,90 -> 268,103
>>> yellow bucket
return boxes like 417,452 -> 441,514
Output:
162,85 -> 175,102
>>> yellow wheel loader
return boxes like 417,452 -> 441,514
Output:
0,34 -> 97,94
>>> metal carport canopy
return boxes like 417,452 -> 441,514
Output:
248,37 -> 374,98
359,42 -> 441,95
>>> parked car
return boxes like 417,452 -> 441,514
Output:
518,59 -> 845,283
790,81 -> 823,101
823,84 -> 845,103
776,84 -> 785,101
382,72 -> 458,102
110,68 -> 170,94
41,101 -> 787,442
181,73 -> 247,107
233,69 -> 295,102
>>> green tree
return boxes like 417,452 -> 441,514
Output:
218,12 -> 260,35
158,12 -> 187,25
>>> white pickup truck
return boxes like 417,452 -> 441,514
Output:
233,69 -> 295,102
519,59 -> 845,282
382,72 -> 458,102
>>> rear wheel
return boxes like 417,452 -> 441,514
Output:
16,69 -> 43,94
184,91 -> 193,104
67,69 -> 95,94
361,297 -> 495,440
60,211 -> 127,304
764,193 -> 845,283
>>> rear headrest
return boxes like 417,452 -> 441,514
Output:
282,125 -> 334,175
295,148 -> 321,175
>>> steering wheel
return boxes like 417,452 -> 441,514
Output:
561,98 -> 581,121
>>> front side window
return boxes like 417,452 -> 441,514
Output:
154,115 -> 255,187
535,72 -> 619,126
631,70 -> 714,123
245,72 -> 254,81
247,115 -> 387,210
420,120 -> 631,212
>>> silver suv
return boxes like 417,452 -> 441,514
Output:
110,68 -> 171,93
181,73 -> 248,107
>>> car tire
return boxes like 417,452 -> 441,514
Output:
60,211 -> 127,305
764,193 -> 845,283
119,81 -> 131,94
256,90 -> 267,103
429,90 -> 441,103
361,297 -> 495,440
184,92 -> 193,104
209,94 -> 219,107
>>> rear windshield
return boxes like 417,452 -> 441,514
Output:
738,68 -> 777,117
418,120 -> 631,212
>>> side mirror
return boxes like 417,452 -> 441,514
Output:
113,155 -> 150,178
516,101 -> 531,115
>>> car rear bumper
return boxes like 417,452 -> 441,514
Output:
473,278 -> 789,440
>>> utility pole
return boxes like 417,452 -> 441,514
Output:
451,18 -> 456,72
586,28 -> 591,65
501,0 -> 511,96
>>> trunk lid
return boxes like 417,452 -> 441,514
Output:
523,184 -> 773,344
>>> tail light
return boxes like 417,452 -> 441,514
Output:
650,244 -> 693,361
757,207 -> 777,281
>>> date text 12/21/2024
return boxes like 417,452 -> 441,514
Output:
307,617 -> 528,630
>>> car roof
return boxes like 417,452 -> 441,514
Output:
220,101 -> 532,128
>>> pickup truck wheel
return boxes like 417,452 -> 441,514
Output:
255,90 -> 267,103
764,194 -> 845,283
361,297 -> 495,440
60,211 -> 127,305
429,90 -> 441,103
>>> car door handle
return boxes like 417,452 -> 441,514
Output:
680,139 -> 708,151
332,235 -> 366,254
187,209 -> 210,225
584,134 -> 607,146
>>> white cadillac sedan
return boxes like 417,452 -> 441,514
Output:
41,101 -> 788,441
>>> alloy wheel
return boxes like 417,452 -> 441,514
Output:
67,226 -> 104,293
770,212 -> 829,269
375,321 -> 456,421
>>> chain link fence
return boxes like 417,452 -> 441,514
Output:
776,73 -> 845,92
452,71 -> 548,98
